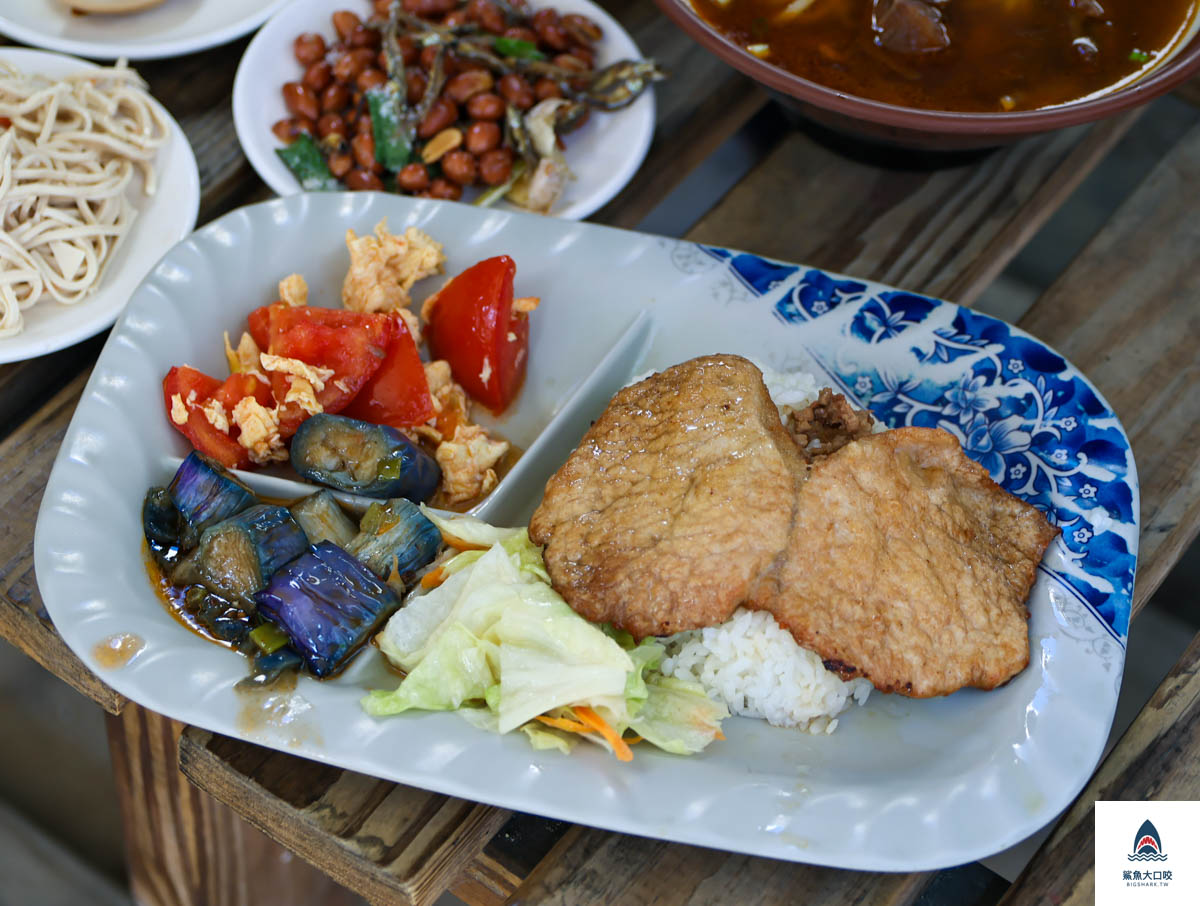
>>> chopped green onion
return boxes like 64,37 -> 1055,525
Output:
275,134 -> 339,191
494,36 -> 546,60
250,623 -> 290,655
368,88 -> 412,171
1129,49 -> 1151,64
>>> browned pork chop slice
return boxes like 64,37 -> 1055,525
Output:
755,427 -> 1059,697
529,355 -> 806,638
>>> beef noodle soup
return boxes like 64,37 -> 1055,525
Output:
691,0 -> 1198,111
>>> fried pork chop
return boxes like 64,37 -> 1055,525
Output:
751,427 -> 1059,697
530,355 -> 1060,698
528,355 -> 806,638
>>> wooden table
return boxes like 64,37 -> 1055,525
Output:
3,3 -> 1200,904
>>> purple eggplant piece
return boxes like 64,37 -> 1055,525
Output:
255,542 -> 400,677
167,451 -> 257,550
290,413 -> 441,501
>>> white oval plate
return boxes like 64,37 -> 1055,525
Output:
234,0 -> 655,221
0,0 -> 291,61
35,193 -> 1137,871
0,48 -> 199,364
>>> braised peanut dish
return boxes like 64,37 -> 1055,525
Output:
272,0 -> 664,212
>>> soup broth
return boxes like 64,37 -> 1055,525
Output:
692,0 -> 1196,111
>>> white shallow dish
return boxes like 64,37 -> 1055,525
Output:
0,48 -> 199,364
0,0 -> 291,61
36,192 -> 1138,871
234,0 -> 654,221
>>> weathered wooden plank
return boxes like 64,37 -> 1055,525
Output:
0,371 -> 126,714
507,825 -> 933,906
178,728 -> 511,906
998,626 -> 1200,906
166,101 -> 1157,906
686,110 -> 1142,307
110,705 -> 360,906
1016,121 -> 1200,619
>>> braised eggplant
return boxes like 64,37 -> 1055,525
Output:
347,498 -> 441,583
168,452 -> 257,550
143,487 -> 183,562
290,489 -> 359,548
255,542 -> 401,677
174,504 -> 310,604
290,413 -> 440,502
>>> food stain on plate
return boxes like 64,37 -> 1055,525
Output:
92,632 -> 144,668
234,672 -> 322,748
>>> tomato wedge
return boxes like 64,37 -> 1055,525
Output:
246,305 -> 272,352
341,313 -> 434,428
163,366 -> 250,470
266,305 -> 394,436
425,255 -> 528,413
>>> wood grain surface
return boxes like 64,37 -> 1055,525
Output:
178,728 -> 511,906
686,111 -> 1140,306
990,121 -> 1200,906
109,704 -> 360,906
3,1 -> 1200,903
0,370 -> 126,714
507,825 -> 933,906
170,107 -> 1163,906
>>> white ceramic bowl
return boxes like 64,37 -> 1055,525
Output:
233,0 -> 655,220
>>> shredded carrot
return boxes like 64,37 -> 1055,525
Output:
420,565 -> 447,589
714,729 -> 725,741
573,706 -> 634,762
441,532 -> 489,552
535,714 -> 590,733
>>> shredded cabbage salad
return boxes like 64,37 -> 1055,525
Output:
362,508 -> 727,761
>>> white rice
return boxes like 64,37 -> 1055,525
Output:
662,609 -> 872,734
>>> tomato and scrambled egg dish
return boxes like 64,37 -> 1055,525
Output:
163,220 -> 534,506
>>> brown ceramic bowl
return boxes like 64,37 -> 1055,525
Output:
652,0 -> 1200,150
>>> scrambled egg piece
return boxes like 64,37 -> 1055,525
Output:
231,397 -> 287,465
260,354 -> 333,417
169,393 -> 188,426
224,331 -> 264,378
279,273 -> 308,307
201,398 -> 229,433
435,424 -> 509,504
343,220 -> 445,315
423,359 -> 469,442
396,306 -> 421,346
260,354 -> 333,391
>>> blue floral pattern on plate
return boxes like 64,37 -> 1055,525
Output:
708,259 -> 1138,643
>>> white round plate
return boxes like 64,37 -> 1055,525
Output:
0,48 -> 199,364
0,0 -> 291,61
234,0 -> 655,221
35,193 -> 1137,870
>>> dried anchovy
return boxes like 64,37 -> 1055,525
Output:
585,60 -> 667,111
454,40 -> 512,74
553,99 -> 590,134
504,103 -> 538,167
414,44 -> 447,126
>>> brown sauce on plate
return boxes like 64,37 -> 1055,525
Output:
93,633 -> 144,668
692,0 -> 1197,111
